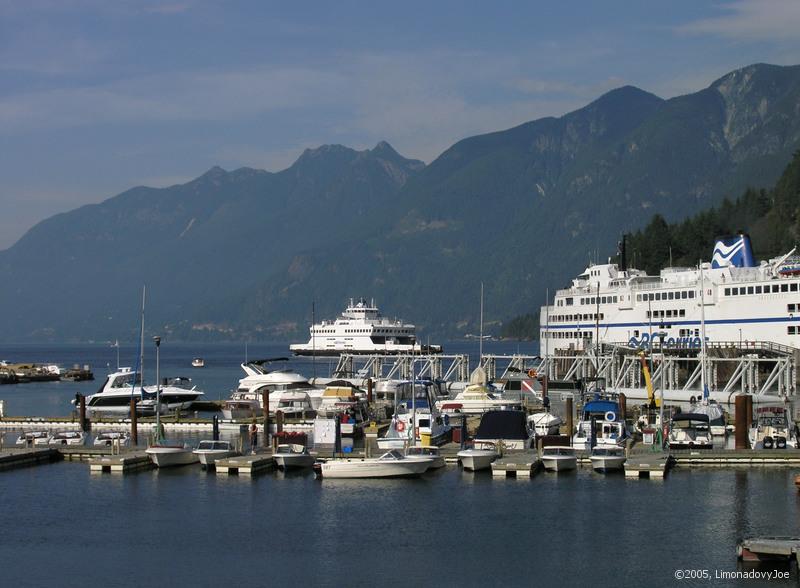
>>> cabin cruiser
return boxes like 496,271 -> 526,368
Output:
15,431 -> 50,446
316,450 -> 433,478
528,412 -> 563,437
589,446 -> 626,472
437,367 -> 521,415
749,405 -> 798,449
688,399 -> 728,436
493,368 -> 542,403
668,413 -> 714,450
457,445 -> 498,471
47,431 -> 86,446
377,380 -> 451,449
541,446 -> 578,471
221,397 -> 263,420
235,360 -> 323,410
193,440 -> 238,467
82,367 -> 204,415
472,410 -> 534,450
405,445 -> 445,469
94,431 -> 131,447
146,442 -> 199,467
572,392 -> 629,451
290,298 -> 442,356
273,444 -> 316,469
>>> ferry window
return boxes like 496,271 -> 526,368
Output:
793,283 -> 799,292
694,329 -> 700,336
667,292 -> 673,300
646,311 -> 650,318
782,284 -> 789,292
747,286 -> 754,295
789,326 -> 796,335
773,285 -> 780,293
680,309 -> 686,317
724,288 -> 730,296
634,330 -> 640,337
636,294 -> 641,302
613,296 -> 618,303
689,291 -> 695,299
655,293 -> 661,301
600,313 -> 604,320
566,297 -> 573,305
755,286 -> 762,294
789,304 -> 796,313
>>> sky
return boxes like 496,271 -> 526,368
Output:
2,0 -> 800,249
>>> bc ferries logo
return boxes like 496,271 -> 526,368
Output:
711,234 -> 756,269
628,332 -> 707,349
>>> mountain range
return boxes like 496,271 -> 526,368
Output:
3,62 -> 800,343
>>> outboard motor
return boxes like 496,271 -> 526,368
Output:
763,436 -> 774,449
776,436 -> 787,449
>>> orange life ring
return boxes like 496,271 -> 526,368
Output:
527,369 -> 537,378
396,421 -> 406,432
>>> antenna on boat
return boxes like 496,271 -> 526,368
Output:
312,300 -> 316,382
479,282 -> 484,361
544,288 -> 549,365
699,262 -> 709,404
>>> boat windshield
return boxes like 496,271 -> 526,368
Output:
543,447 -> 573,456
379,450 -> 404,460
407,447 -> 437,456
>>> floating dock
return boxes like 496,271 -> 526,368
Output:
491,452 -> 540,478
671,450 -> 800,467
215,454 -> 276,476
0,448 -> 61,471
88,452 -> 153,474
738,537 -> 800,563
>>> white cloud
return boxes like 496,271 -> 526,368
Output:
677,0 -> 800,40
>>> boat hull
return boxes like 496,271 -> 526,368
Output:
146,446 -> 198,467
193,449 -> 238,467
590,455 -> 626,472
274,454 -> 316,469
457,450 -> 496,471
542,456 -> 577,471
320,459 -> 431,478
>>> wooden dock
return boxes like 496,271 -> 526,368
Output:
88,452 -> 153,474
491,452 -> 540,478
215,453 -> 276,476
738,537 -> 800,563
0,448 -> 61,471
672,450 -> 800,467
624,453 -> 672,479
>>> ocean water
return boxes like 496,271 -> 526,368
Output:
1,342 -> 797,587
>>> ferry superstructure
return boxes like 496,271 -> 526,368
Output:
540,235 -> 800,351
290,298 -> 441,356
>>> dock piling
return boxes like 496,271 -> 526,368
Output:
735,395 -> 748,449
565,397 -> 574,441
130,397 -> 138,445
367,378 -> 373,405
262,391 -> 269,448
618,393 -> 627,421
78,395 -> 87,432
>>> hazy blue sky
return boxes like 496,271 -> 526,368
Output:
3,0 -> 800,249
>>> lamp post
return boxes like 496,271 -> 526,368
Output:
153,336 -> 161,441
738,329 -> 742,349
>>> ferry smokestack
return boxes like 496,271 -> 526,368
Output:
618,235 -> 627,271
712,233 -> 756,269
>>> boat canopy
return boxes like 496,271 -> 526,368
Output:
474,410 -> 529,440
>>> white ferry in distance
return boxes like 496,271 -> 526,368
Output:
290,298 -> 442,356
540,234 -> 800,350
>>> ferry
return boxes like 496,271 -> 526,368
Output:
290,298 -> 442,356
540,234 -> 800,350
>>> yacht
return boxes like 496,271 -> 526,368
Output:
191,358 -> 205,368
528,412 -> 563,437
234,360 -> 323,410
221,397 -> 263,420
316,450 -> 433,478
93,431 -> 131,447
688,399 -> 728,436
749,405 -> 798,449
589,446 -> 626,472
273,444 -> 316,469
290,298 -> 442,356
668,413 -> 714,450
82,367 -> 204,415
541,446 -> 578,471
472,410 -> 534,450
193,440 -> 238,467
405,445 -> 445,469
572,391 -> 629,451
47,431 -> 86,446
457,445 -> 498,471
146,442 -> 199,467
436,367 -> 520,415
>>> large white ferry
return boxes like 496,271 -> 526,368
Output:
290,298 -> 442,356
540,235 -> 800,350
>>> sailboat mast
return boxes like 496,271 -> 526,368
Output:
139,285 -> 146,388
699,264 -> 708,401
479,282 -> 484,360
312,300 -> 316,382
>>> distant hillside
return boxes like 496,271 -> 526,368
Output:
3,63 -> 800,342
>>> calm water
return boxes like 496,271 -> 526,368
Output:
1,343 -> 798,587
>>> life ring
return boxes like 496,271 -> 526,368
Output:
396,421 -> 406,433
604,411 -> 615,422
527,369 -> 537,378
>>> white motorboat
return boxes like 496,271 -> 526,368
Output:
93,431 -> 131,447
82,367 -> 204,415
572,392 -> 629,451
235,360 -> 324,410
472,410 -> 534,450
273,444 -> 316,469
15,431 -> 50,446
317,450 -> 433,478
377,380 -> 452,450
47,431 -> 86,446
749,405 -> 798,449
146,443 -> 199,467
528,412 -> 563,437
290,298 -> 442,356
221,397 -> 263,420
589,446 -> 626,472
688,400 -> 728,436
405,445 -> 445,469
438,368 -> 521,415
191,358 -> 205,368
541,446 -> 578,471
668,413 -> 714,450
457,444 -> 498,471
193,440 -> 238,467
